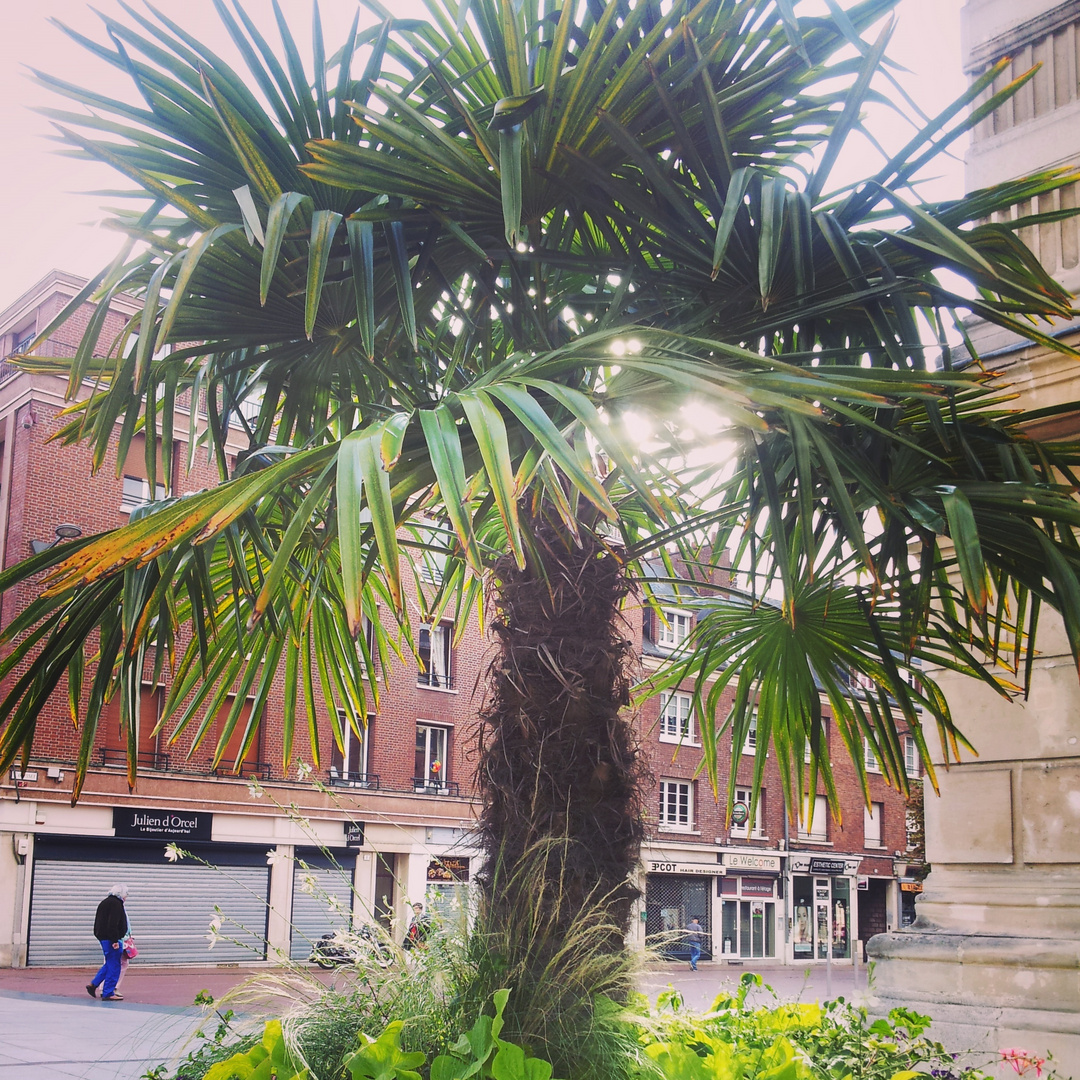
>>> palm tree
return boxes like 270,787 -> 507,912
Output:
5,0 -> 1080,998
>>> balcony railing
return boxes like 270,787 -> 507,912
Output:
213,760 -> 271,781
96,748 -> 171,770
328,769 -> 381,789
417,670 -> 454,690
411,777 -> 460,796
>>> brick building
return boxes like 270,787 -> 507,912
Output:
0,271 -> 910,970
632,587 -> 913,966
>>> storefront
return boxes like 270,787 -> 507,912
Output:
644,855 -> 718,962
786,854 -> 861,963
899,878 -> 922,928
425,854 -> 471,926
3,795 -> 489,967
717,851 -> 783,959
289,847 -> 356,961
29,831 -> 271,966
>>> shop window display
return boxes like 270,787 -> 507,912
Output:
792,875 -> 851,960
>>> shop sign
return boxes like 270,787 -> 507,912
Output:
857,875 -> 869,891
345,820 -> 365,848
722,852 -> 781,872
730,801 -> 749,825
900,880 -> 923,893
113,807 -> 212,841
648,860 -> 723,876
808,857 -> 847,876
428,856 -> 470,882
740,877 -> 775,897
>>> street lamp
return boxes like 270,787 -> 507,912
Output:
30,523 -> 82,555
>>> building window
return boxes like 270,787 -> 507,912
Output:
864,738 -> 881,774
798,794 -> 828,841
417,622 -> 453,689
743,711 -> 758,756
904,735 -> 919,778
730,787 -> 766,839
10,327 -> 34,356
805,721 -> 827,763
415,723 -> 449,788
864,801 -> 884,847
331,710 -> 369,785
656,608 -> 691,650
659,779 -> 693,831
412,518 -> 449,585
358,613 -> 379,675
120,475 -> 167,513
658,692 -> 694,743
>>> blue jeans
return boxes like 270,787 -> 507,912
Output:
92,940 -> 122,997
689,942 -> 701,970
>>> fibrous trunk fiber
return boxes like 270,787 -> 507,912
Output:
476,518 -> 646,958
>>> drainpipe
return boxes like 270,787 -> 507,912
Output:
782,797 -> 791,955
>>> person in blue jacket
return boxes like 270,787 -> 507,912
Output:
86,885 -> 128,1001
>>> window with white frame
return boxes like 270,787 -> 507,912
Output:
798,794 -> 828,841
864,738 -> 881,773
358,613 -> 379,675
331,710 -> 369,784
742,711 -> 758,756
120,475 -> 167,513
413,518 -> 450,585
904,735 -> 919,779
804,722 -> 827,763
658,692 -> 694,743
658,779 -> 693,831
729,787 -> 766,839
656,608 -> 691,650
418,622 -> 453,689
864,801 -> 884,847
415,723 -> 449,785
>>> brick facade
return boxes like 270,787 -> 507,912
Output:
0,272 -> 908,968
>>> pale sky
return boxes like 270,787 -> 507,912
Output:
0,0 -> 965,310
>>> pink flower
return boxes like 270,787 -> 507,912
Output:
1000,1048 -> 1046,1077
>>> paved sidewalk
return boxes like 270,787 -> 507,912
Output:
639,959 -> 870,1013
0,963 -> 329,1007
0,959 -> 871,1079
0,992 -> 202,1079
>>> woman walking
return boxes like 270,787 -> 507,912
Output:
86,884 -> 128,1001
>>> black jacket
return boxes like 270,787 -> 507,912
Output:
93,894 -> 127,942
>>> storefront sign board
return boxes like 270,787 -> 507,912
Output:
648,860 -> 724,876
345,820 -> 365,847
739,877 -> 776,896
722,852 -> 781,872
113,807 -> 212,841
808,857 -> 847,876
428,856 -> 470,882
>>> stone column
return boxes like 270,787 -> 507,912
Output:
868,609 -> 1080,1071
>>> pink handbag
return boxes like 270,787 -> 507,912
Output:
123,939 -> 138,958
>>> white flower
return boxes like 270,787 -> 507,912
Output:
299,873 -> 317,895
247,778 -> 265,799
295,761 -> 312,781
207,909 -> 223,950
164,843 -> 185,862
266,848 -> 290,866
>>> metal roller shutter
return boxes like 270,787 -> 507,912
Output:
290,854 -> 355,961
28,854 -> 270,966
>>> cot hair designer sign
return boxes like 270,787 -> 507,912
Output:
113,807 -> 212,841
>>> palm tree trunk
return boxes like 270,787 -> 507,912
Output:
475,517 -> 647,967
